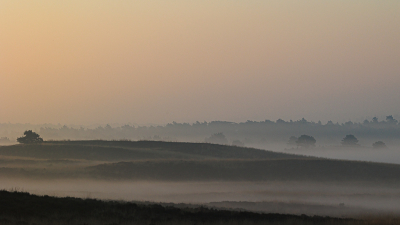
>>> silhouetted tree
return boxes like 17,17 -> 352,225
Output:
296,135 -> 316,148
341,134 -> 358,146
386,115 -> 398,125
205,132 -> 228,145
276,119 -> 286,124
17,130 -> 43,144
344,121 -> 353,126
372,141 -> 387,149
326,121 -> 334,126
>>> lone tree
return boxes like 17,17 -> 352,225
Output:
341,134 -> 359,146
372,141 -> 387,149
296,135 -> 316,148
17,130 -> 43,144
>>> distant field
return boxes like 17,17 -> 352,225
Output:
0,141 -> 399,184
1,140 -> 400,219
0,141 -> 394,181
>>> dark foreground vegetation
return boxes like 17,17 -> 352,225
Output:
0,190 -> 381,225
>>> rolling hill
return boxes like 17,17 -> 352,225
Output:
0,140 -> 399,184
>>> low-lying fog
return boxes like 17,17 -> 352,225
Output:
248,143 -> 400,165
2,179 -> 400,217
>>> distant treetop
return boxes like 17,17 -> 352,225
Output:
386,115 -> 398,124
372,141 -> 387,149
296,135 -> 316,148
341,135 -> 359,146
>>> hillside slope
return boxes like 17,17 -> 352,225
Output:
0,141 -> 399,184
0,140 -> 305,161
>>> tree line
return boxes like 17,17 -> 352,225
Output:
2,115 -> 399,147
286,134 -> 387,149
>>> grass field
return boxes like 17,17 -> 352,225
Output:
1,140 -> 400,222
0,141 -> 400,183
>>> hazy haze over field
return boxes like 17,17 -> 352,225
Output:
3,179 -> 400,217
1,1 -> 399,125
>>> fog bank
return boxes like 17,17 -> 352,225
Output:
2,179 -> 400,217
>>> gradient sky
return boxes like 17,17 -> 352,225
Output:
1,0 -> 399,125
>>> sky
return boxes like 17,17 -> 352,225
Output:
1,0 -> 399,125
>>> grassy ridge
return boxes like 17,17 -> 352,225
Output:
46,140 -> 299,159
0,141 -> 305,161
0,190 -> 360,225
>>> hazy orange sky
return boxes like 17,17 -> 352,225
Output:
1,1 -> 399,125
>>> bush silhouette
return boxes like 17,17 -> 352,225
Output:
372,141 -> 387,149
17,130 -> 43,144
341,135 -> 359,146
296,135 -> 316,148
